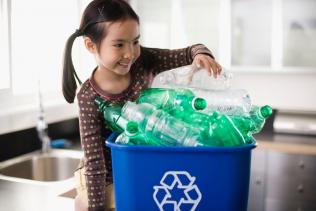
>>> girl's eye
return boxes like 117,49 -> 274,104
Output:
114,43 -> 123,48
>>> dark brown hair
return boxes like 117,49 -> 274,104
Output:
62,0 -> 139,103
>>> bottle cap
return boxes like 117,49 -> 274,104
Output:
193,97 -> 207,110
126,121 -> 139,135
260,105 -> 273,118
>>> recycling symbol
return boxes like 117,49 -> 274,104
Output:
153,171 -> 202,211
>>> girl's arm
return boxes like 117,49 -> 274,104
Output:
140,44 -> 220,76
77,84 -> 109,211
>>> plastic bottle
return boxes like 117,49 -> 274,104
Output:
207,113 -> 246,146
121,102 -> 203,146
95,97 -> 128,133
151,64 -> 233,90
231,105 -> 273,142
192,89 -> 252,116
137,88 -> 207,112
115,121 -> 147,145
121,101 -> 246,147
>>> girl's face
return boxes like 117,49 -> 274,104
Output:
96,19 -> 140,76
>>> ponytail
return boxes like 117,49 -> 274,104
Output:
62,30 -> 83,103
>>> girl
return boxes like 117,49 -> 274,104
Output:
62,0 -> 222,210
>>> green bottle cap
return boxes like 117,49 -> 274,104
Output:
126,121 -> 139,135
260,105 -> 273,118
193,97 -> 207,110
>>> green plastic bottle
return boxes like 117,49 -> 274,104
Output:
95,97 -> 128,133
122,101 -> 204,146
115,121 -> 149,145
122,101 -> 246,147
137,88 -> 207,112
175,111 -> 218,143
137,88 -> 209,137
231,105 -> 273,142
208,114 -> 246,146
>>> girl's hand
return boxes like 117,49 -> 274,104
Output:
192,54 -> 222,78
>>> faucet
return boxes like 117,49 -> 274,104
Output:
37,114 -> 51,153
36,82 -> 51,153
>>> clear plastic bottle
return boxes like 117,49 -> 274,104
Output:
193,89 -> 252,116
151,64 -> 233,90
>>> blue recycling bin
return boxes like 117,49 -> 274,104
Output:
106,140 -> 256,211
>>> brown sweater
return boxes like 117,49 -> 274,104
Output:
76,44 -> 213,211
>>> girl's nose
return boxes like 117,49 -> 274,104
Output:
123,45 -> 134,59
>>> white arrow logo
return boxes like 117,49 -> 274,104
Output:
153,171 -> 202,211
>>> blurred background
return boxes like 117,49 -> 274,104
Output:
0,0 -> 315,134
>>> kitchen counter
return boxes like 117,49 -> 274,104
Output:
0,178 -> 75,211
254,133 -> 316,155
0,147 -> 81,211
1,133 -> 316,211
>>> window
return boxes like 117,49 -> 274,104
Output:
231,0 -> 272,66
0,0 -> 88,133
131,0 -> 220,55
0,0 -> 84,108
282,0 -> 316,67
0,0 -> 10,90
230,0 -> 316,70
10,0 -> 79,94
132,0 -> 316,71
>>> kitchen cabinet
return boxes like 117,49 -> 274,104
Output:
247,142 -> 316,211
248,148 -> 267,211
265,151 -> 316,211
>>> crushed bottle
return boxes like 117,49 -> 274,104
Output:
151,64 -> 233,90
231,105 -> 273,142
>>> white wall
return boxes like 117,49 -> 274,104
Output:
231,72 -> 316,112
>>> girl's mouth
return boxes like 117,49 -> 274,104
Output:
118,61 -> 131,68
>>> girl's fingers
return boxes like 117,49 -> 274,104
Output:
193,55 -> 223,78
217,63 -> 222,75
199,57 -> 213,76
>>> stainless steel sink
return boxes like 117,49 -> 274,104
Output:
0,149 -> 83,182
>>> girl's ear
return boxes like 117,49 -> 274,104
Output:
84,37 -> 97,54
